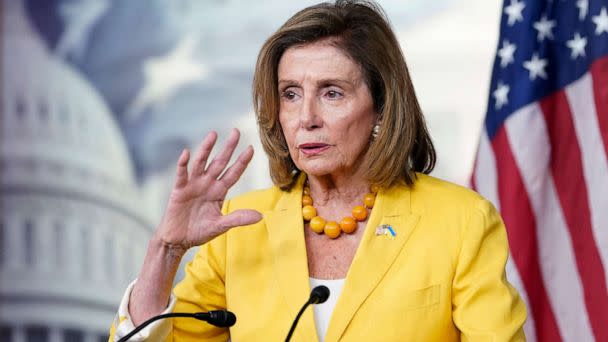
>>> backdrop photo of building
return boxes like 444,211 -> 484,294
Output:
1,1 -> 152,341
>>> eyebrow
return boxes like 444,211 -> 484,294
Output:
278,78 -> 357,88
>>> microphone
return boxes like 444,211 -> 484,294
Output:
285,285 -> 330,342
309,285 -> 330,304
194,310 -> 236,327
117,310 -> 236,342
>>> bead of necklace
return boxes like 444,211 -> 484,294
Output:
302,184 -> 378,239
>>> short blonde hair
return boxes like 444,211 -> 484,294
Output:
253,0 -> 435,190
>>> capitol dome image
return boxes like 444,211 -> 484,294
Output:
0,1 -> 154,341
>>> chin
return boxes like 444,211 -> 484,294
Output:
298,164 -> 341,178
296,161 -> 331,175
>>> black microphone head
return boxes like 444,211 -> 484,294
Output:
309,285 -> 330,304
207,310 -> 237,327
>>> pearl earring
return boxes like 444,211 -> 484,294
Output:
371,124 -> 380,139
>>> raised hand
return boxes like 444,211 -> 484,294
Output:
154,128 -> 263,254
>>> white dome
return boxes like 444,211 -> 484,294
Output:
0,0 -> 152,338
1,1 -> 138,205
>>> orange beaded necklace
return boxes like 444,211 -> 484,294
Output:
301,183 -> 378,239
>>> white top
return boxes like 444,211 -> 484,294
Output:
309,277 -> 346,342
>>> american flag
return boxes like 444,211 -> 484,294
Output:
472,0 -> 608,341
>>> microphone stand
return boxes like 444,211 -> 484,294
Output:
285,285 -> 330,342
285,302 -> 312,342
118,310 -> 235,342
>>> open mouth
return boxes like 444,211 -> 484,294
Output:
298,143 -> 330,156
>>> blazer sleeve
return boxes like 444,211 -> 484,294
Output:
451,198 -> 527,342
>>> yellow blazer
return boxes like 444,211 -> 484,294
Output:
116,174 -> 527,341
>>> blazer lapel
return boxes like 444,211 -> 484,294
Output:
325,184 -> 421,342
264,175 -> 319,342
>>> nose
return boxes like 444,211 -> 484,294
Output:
299,94 -> 322,130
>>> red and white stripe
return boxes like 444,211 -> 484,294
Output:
473,130 -> 538,341
472,57 -> 608,342
565,72 -> 608,289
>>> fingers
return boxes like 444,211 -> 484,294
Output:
178,129 -> 249,191
192,131 -> 218,175
205,128 -> 240,178
174,149 -> 190,189
219,145 -> 254,188
217,209 -> 263,231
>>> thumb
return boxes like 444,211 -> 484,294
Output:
217,209 -> 263,231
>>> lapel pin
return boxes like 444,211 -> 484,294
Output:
375,224 -> 396,238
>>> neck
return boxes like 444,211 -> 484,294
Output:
306,173 -> 369,206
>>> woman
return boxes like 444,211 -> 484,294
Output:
110,1 -> 526,341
